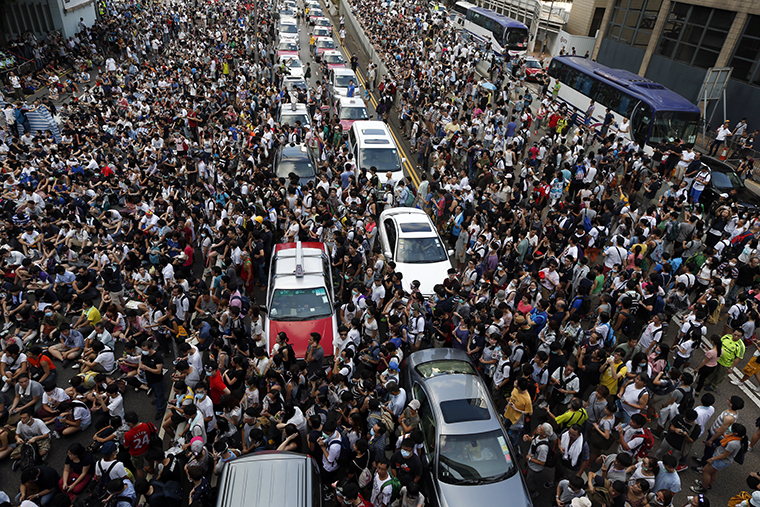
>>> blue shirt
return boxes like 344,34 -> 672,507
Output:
347,84 -> 355,97
506,121 -> 518,138
64,330 -> 85,349
653,463 -> 681,493
197,321 -> 212,350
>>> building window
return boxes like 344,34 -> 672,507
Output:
729,15 -> 760,86
605,0 -> 662,49
589,7 -> 605,37
655,3 -> 735,69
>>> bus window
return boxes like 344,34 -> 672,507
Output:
578,74 -> 594,96
492,22 -> 504,46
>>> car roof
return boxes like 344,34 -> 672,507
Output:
218,452 -> 315,507
280,142 -> 311,155
352,121 -> 392,138
323,50 -> 343,57
700,155 -> 736,174
337,98 -> 365,107
281,103 -> 309,113
280,16 -> 297,24
272,243 -> 328,289
333,68 -> 356,76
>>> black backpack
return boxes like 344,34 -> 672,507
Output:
531,439 -> 557,468
676,387 -> 695,412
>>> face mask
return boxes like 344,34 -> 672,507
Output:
400,449 -> 412,458
45,311 -> 53,317
141,350 -> 150,355
352,291 -> 358,296
639,362 -> 646,367
322,432 -> 330,441
195,393 -> 205,400
205,370 -> 214,376
370,428 -> 375,437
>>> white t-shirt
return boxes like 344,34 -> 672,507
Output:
95,348 -> 116,371
96,458 -> 127,480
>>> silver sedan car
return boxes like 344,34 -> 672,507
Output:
403,348 -> 532,507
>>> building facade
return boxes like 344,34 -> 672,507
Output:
591,0 -> 760,125
2,0 -> 96,42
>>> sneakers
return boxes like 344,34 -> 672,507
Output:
676,465 -> 688,472
690,484 -> 710,493
2,323 -> 12,331
1,383 -> 10,393
749,446 -> 755,453
51,431 -> 61,440
731,379 -> 744,386
694,466 -> 704,474
11,459 -> 20,471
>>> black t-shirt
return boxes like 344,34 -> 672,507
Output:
102,268 -> 123,292
142,352 -> 164,384
665,414 -> 700,449
737,264 -> 760,287
34,465 -> 61,491
389,450 -> 422,487
65,452 -> 95,475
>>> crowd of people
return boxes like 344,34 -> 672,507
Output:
0,0 -> 759,505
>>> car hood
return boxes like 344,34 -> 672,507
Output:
437,473 -> 531,507
327,62 -> 346,69
266,315 -> 335,358
397,259 -> 452,296
277,50 -> 299,58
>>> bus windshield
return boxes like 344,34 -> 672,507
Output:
649,111 -> 700,146
505,27 -> 528,50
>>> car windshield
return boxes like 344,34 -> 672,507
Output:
334,74 -> 355,87
282,58 -> 301,68
359,147 -> 400,172
280,24 -> 298,34
280,113 -> 310,128
339,106 -> 368,120
277,151 -> 314,178
278,42 -> 298,51
711,169 -> 743,190
525,60 -> 541,69
649,111 -> 700,145
438,430 -> 516,485
311,9 -> 323,15
269,287 -> 332,320
316,19 -> 330,25
415,360 -> 477,379
396,237 -> 448,263
324,54 -> 344,64
317,40 -> 335,49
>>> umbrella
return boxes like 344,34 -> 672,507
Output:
481,82 -> 497,91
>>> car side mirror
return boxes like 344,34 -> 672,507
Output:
447,249 -> 454,257
402,157 -> 407,165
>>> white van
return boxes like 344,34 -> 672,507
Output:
347,121 -> 405,186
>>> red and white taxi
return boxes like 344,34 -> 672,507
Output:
277,40 -> 299,59
314,37 -> 337,60
523,57 -> 545,81
313,17 -> 333,32
334,97 -> 369,134
322,50 -> 347,69
265,242 -> 337,358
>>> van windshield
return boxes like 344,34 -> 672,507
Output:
359,147 -> 400,172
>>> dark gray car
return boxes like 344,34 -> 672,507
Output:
403,348 -> 532,507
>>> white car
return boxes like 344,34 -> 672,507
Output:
329,67 -> 359,99
278,18 -> 299,45
377,208 -> 453,296
279,56 -> 305,78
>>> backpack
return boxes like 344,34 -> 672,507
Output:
328,431 -> 352,466
230,294 -> 251,315
735,442 -> 748,465
381,475 -> 402,503
574,164 -> 586,181
594,226 -> 609,249
676,387 -> 695,412
600,323 -> 616,349
729,306 -> 749,330
632,428 -> 655,460
582,215 -> 592,233
574,295 -> 591,317
532,439 -> 557,468
18,441 -> 40,471
665,221 -> 680,242
404,188 -> 415,207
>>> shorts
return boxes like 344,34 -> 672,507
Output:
711,458 -> 732,470
109,290 -> 124,301
130,452 -> 147,471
